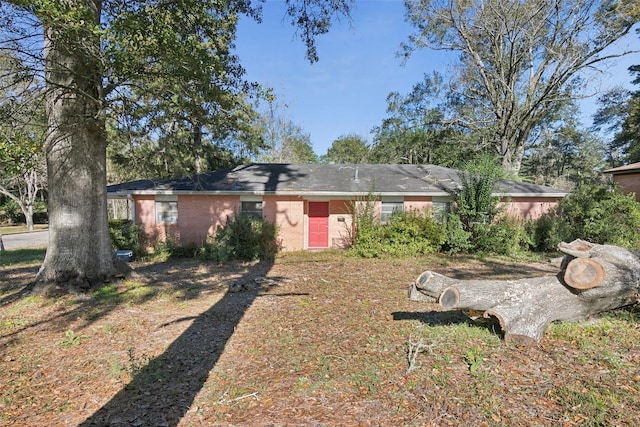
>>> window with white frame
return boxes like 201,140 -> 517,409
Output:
380,197 -> 404,224
240,197 -> 263,219
155,195 -> 178,224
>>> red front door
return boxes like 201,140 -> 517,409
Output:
308,202 -> 329,248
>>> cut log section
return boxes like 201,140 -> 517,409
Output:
409,239 -> 640,345
564,258 -> 606,289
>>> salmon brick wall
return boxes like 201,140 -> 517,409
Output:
132,193 -> 562,252
134,195 -> 239,246
328,200 -> 352,249
500,197 -> 560,220
177,195 -> 239,245
133,195 -> 177,243
263,196 -> 305,251
404,196 -> 433,213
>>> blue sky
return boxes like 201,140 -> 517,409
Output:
235,0 -> 639,157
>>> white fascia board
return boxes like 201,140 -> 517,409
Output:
110,189 -> 567,198
495,192 -> 568,198
111,190 -> 454,198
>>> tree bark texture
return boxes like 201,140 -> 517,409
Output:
409,240 -> 640,345
33,1 -> 126,292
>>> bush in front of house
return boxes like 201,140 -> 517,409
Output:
383,210 -> 446,256
442,212 -> 530,256
529,184 -> 640,251
108,219 -> 143,257
472,215 -> 531,256
349,207 -> 445,258
525,209 -> 571,253
441,212 -> 473,254
202,213 -> 280,262
348,194 -> 385,258
125,214 -> 280,262
440,154 -> 533,256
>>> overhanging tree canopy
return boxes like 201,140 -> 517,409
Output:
0,0 -> 352,292
402,0 -> 639,174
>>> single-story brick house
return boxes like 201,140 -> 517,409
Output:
603,162 -> 640,202
106,163 -> 568,251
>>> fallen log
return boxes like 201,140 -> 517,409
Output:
409,239 -> 640,345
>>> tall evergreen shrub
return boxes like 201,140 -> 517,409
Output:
530,184 -> 640,251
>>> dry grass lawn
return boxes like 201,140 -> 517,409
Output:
1,250 -> 639,426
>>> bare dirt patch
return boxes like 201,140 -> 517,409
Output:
1,251 -> 639,426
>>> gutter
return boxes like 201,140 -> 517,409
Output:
107,190 -> 568,199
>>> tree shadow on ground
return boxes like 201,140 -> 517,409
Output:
391,309 -> 505,338
392,310 -> 471,326
80,260 -> 275,427
437,258 -> 559,281
0,258 -> 233,341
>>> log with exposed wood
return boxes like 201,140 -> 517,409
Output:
408,239 -> 640,345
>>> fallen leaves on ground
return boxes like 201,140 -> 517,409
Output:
1,251 -> 639,426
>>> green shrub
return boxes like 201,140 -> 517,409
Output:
140,215 -> 280,262
530,184 -> 640,251
449,155 -> 503,232
383,210 -> 445,256
0,198 -> 47,225
451,171 -> 501,231
348,193 -> 384,258
442,213 -> 472,254
526,210 -> 571,252
206,214 -> 280,262
443,155 -> 525,255
108,219 -> 143,257
472,215 -> 530,256
0,198 -> 22,224
349,206 -> 445,258
349,223 -> 385,258
148,238 -> 177,262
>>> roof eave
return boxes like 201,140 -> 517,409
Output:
107,190 -> 454,197
497,192 -> 568,198
107,189 -> 567,198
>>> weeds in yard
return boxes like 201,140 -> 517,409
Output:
125,347 -> 152,377
101,323 -> 118,335
56,329 -> 88,347
464,348 -> 483,373
348,363 -> 381,395
108,356 -> 124,379
125,347 -> 166,385
294,376 -> 311,391
553,382 -> 620,426
0,316 -> 28,332
91,281 -> 156,306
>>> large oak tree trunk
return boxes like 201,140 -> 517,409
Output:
32,0 -> 126,293
409,240 -> 640,345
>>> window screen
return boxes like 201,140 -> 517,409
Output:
156,201 -> 178,224
432,196 -> 452,220
241,200 -> 263,219
381,201 -> 403,224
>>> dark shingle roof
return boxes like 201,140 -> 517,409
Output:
107,163 -> 567,197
